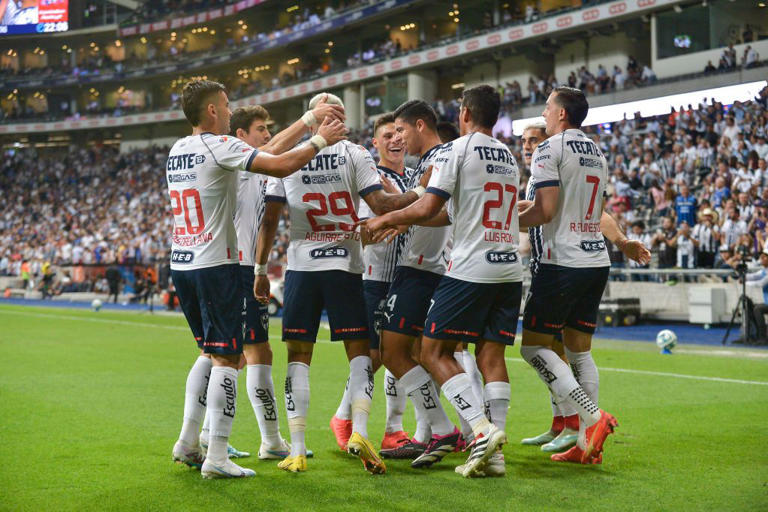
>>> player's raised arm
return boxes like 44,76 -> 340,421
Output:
359,162 -> 432,215
248,117 -> 346,178
259,94 -> 346,155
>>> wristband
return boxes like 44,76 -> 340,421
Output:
253,264 -> 268,276
411,185 -> 426,198
301,110 -> 317,127
309,134 -> 328,152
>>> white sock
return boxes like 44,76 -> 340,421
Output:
349,355 -> 374,438
484,381 -> 510,431
454,352 -> 476,439
441,373 -> 490,436
412,401 -> 432,444
400,365 -> 454,436
334,377 -> 352,420
550,393 -> 561,418
383,369 -> 406,433
247,364 -> 281,447
565,348 -> 599,406
285,362 -> 310,457
200,408 -> 211,445
205,366 -> 238,465
179,356 -> 211,447
462,350 -> 485,405
559,399 -> 578,418
520,345 -> 600,436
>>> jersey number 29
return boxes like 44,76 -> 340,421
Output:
303,191 -> 360,232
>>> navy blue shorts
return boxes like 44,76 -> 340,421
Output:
172,264 -> 245,355
240,266 -> 269,344
523,264 -> 609,335
383,266 -> 443,337
424,276 -> 522,345
363,279 -> 391,350
282,270 -> 368,342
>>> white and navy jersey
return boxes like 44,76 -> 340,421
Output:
525,175 -> 543,276
234,171 -> 268,266
399,144 -> 452,275
530,129 -> 610,268
166,133 -> 258,271
359,165 -> 414,282
427,132 -> 523,283
265,140 -> 382,273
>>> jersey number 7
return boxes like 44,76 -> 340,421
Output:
585,175 -> 600,220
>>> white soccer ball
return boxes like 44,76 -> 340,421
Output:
656,329 -> 677,350
91,299 -> 103,312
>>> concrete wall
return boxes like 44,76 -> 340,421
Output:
652,38 -> 768,79
554,32 -> 649,82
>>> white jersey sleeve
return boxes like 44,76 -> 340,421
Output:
399,145 -> 452,275
167,134 -> 257,270
428,133 -> 523,283
531,129 -> 610,268
234,171 -> 267,266
271,141 -> 382,273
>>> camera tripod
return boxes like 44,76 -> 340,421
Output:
722,266 -> 757,345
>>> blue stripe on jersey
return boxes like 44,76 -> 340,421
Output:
401,146 -> 442,269
526,179 -> 543,276
427,186 -> 451,199
533,179 -> 560,189
264,194 -> 286,203
245,150 -> 258,171
360,183 -> 383,197
378,165 -> 412,282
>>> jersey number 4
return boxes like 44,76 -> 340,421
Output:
170,189 -> 205,235
482,182 -> 517,230
303,191 -> 359,232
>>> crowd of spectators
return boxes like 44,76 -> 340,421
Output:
2,79 -> 767,288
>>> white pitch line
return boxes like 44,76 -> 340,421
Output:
505,357 -> 768,386
2,308 -> 767,386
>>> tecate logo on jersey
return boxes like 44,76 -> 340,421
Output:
171,250 -> 195,263
485,251 -> 519,264
310,247 -> 349,258
301,154 -> 345,172
580,240 -> 606,252
167,153 -> 205,171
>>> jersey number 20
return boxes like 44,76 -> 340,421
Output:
170,189 -> 205,235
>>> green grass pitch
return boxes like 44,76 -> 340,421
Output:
0,304 -> 766,511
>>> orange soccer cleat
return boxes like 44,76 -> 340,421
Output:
550,445 -> 602,465
380,430 -> 411,451
582,410 -> 618,463
330,415 -> 353,451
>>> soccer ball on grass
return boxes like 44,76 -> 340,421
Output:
91,299 -> 103,312
655,329 -> 677,354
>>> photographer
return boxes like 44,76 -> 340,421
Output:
745,248 -> 768,343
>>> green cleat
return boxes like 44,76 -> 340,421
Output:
521,430 -> 558,446
541,428 -> 578,453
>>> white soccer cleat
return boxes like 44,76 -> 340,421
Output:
459,425 -> 507,478
258,438 -> 314,460
200,438 -> 251,459
483,451 -> 506,477
172,440 -> 205,469
201,458 -> 256,479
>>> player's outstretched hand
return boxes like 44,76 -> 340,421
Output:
254,275 -> 271,305
418,165 -> 433,188
317,118 -> 347,146
619,239 -> 651,265
372,225 -> 408,244
380,175 -> 398,194
312,94 -> 346,124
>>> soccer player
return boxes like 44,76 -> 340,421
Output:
169,79 -> 346,479
253,93 -> 429,474
365,100 -> 463,468
329,112 -> 417,456
518,122 -> 649,454
196,99 -> 344,460
363,85 -> 520,478
518,86 -> 618,464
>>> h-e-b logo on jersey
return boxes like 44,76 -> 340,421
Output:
310,247 -> 348,258
171,250 -> 194,264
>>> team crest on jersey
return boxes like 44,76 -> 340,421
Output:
338,156 -> 346,165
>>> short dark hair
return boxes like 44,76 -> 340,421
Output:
373,113 -> 395,136
436,121 -> 459,143
181,79 -> 226,127
393,100 -> 437,132
552,86 -> 589,127
460,85 -> 500,129
230,105 -> 270,136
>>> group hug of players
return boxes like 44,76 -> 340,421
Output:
167,78 -> 650,479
